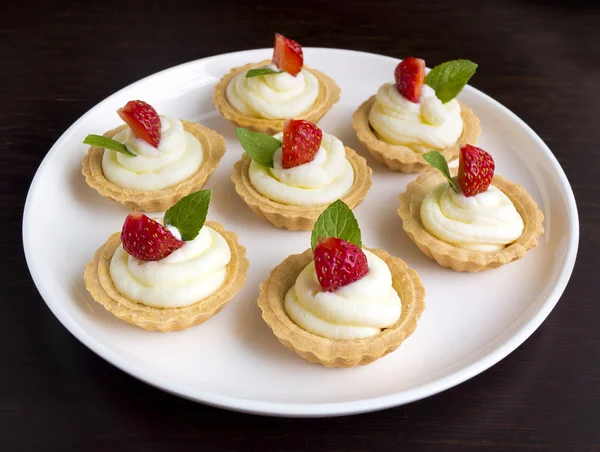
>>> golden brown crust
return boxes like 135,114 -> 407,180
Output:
84,221 -> 249,332
81,120 -> 226,211
352,96 -> 481,173
231,147 -> 372,230
258,248 -> 425,367
213,60 -> 341,134
398,171 -> 545,272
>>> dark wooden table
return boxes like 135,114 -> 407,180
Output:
2,0 -> 598,450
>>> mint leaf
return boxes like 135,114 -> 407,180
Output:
311,200 -> 362,251
422,151 -> 459,193
246,67 -> 284,78
83,134 -> 135,156
164,190 -> 211,241
424,59 -> 478,103
236,128 -> 281,168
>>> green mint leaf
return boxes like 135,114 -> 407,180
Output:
424,59 -> 478,103
422,151 -> 459,193
246,67 -> 284,78
164,190 -> 211,241
311,200 -> 362,251
83,134 -> 135,156
236,128 -> 281,168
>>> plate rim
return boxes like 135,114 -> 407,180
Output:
22,47 -> 579,417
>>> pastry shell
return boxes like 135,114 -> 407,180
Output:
398,171 -> 545,272
231,147 -> 372,230
258,248 -> 425,368
82,120 -> 225,212
352,96 -> 481,173
213,60 -> 341,134
84,221 -> 249,332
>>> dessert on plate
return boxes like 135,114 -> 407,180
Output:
232,119 -> 372,230
353,57 -> 481,172
214,33 -> 340,134
258,200 -> 425,367
84,190 -> 249,332
398,145 -> 544,272
82,100 -> 225,211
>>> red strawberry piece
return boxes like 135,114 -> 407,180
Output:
117,100 -> 161,148
120,212 -> 183,261
314,237 -> 369,292
394,57 -> 426,103
458,144 -> 495,197
272,33 -> 303,76
282,119 -> 323,169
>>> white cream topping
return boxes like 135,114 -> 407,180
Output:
226,66 -> 319,119
421,182 -> 524,252
284,250 -> 401,340
368,83 -> 463,153
110,224 -> 231,308
248,132 -> 354,206
101,116 -> 203,191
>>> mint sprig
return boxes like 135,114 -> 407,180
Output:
422,151 -> 459,193
164,190 -> 211,241
84,134 -> 135,156
424,59 -> 477,103
311,200 -> 362,251
236,128 -> 282,168
246,67 -> 284,78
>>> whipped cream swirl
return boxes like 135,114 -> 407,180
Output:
368,83 -> 463,153
248,132 -> 354,206
284,250 -> 401,339
226,66 -> 319,119
102,116 -> 203,191
421,182 -> 524,252
110,224 -> 231,308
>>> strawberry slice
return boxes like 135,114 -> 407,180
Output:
121,212 -> 183,261
458,144 -> 495,197
117,100 -> 161,148
272,33 -> 303,76
394,57 -> 426,103
282,119 -> 323,169
314,237 -> 369,292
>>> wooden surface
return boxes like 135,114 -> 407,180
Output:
2,0 -> 599,450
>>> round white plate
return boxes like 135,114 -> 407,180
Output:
23,48 -> 578,417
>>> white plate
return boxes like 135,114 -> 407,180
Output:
23,48 -> 579,417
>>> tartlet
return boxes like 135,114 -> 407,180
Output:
398,152 -> 544,272
85,221 -> 248,332
214,59 -> 340,135
352,57 -> 481,173
258,247 -> 425,367
82,120 -> 225,211
257,200 -> 425,367
233,120 -> 372,230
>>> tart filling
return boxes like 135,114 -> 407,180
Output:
248,132 -> 354,206
102,116 -> 204,191
369,84 -> 463,153
284,249 -> 401,339
110,222 -> 231,308
421,182 -> 524,252
226,66 -> 319,120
